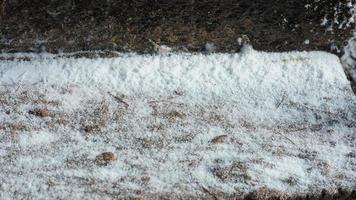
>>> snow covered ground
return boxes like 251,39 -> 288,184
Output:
0,49 -> 355,199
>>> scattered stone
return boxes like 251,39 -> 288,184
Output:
28,108 -> 50,117
95,152 -> 117,166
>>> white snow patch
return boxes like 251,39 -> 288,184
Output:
18,131 -> 57,147
0,49 -> 355,198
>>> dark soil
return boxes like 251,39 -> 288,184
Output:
139,188 -> 356,200
0,0 -> 355,55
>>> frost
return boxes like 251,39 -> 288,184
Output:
341,33 -> 356,92
204,42 -> 215,53
319,1 -> 356,30
0,49 -> 355,198
18,131 -> 57,148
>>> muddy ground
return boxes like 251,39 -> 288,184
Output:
0,0 -> 355,54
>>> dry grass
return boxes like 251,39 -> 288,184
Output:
210,135 -> 228,144
211,160 -> 251,184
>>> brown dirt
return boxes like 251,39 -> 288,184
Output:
244,188 -> 356,200
134,188 -> 356,199
0,0 -> 354,55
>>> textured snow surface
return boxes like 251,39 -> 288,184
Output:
0,49 -> 355,199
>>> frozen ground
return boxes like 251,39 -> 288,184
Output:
0,49 -> 355,199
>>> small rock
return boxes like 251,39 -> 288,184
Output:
95,152 -> 116,166
310,124 -> 322,131
148,39 -> 172,54
346,152 -> 355,158
29,108 -> 49,117
83,125 -> 95,133
141,176 -> 150,183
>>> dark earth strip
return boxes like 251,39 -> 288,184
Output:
146,188 -> 356,200
0,0 -> 355,55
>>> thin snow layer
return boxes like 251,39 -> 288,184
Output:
342,33 -> 356,84
0,50 -> 355,199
